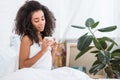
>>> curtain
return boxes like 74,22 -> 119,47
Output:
0,0 -> 120,49
39,0 -> 119,41
113,0 -> 120,37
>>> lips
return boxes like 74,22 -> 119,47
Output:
38,27 -> 44,31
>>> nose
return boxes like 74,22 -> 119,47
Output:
39,20 -> 44,25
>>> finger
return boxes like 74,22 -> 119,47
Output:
53,38 -> 55,41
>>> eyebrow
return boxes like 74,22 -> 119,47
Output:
34,15 -> 44,19
34,18 -> 39,20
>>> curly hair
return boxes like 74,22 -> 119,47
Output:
14,0 -> 56,44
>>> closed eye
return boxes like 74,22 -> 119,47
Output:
41,18 -> 45,21
34,20 -> 39,23
34,18 -> 39,23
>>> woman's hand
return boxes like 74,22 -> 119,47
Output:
51,39 -> 58,52
51,38 -> 58,65
41,38 -> 53,52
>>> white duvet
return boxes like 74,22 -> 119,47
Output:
0,67 -> 91,80
0,35 -> 92,80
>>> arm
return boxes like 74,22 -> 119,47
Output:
19,36 -> 49,69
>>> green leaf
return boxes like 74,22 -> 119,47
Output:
91,21 -> 99,29
75,46 -> 93,60
98,26 -> 117,32
90,50 -> 99,53
111,59 -> 120,71
105,67 -> 120,78
107,43 -> 114,51
111,49 -> 120,58
89,63 -> 105,75
92,60 -> 101,66
77,34 -> 93,51
97,38 -> 107,50
102,37 -> 118,46
112,70 -> 120,78
85,18 -> 95,27
105,67 -> 114,78
111,59 -> 120,65
96,51 -> 111,64
93,38 -> 102,50
97,51 -> 105,64
71,25 -> 86,29
104,51 -> 111,64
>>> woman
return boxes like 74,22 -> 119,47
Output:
15,0 -> 57,69
1,0 -> 91,80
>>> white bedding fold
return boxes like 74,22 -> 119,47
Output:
0,46 -> 19,77
0,67 -> 91,80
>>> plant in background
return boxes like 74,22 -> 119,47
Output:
71,18 -> 120,78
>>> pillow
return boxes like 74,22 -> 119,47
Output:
0,34 -> 20,77
9,34 -> 20,51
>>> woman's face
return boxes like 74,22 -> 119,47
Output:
31,10 -> 46,32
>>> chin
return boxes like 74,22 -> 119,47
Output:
39,29 -> 44,32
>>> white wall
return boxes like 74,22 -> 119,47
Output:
0,0 -> 120,50
0,0 -> 60,50
0,0 -> 25,50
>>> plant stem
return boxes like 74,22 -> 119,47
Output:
107,62 -> 116,78
88,27 -> 104,50
88,27 -> 95,38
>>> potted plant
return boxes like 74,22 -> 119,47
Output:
71,18 -> 120,78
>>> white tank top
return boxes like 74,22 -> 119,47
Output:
29,42 -> 52,70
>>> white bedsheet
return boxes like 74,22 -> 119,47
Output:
0,46 -> 19,77
0,35 -> 20,77
0,35 -> 92,80
0,67 -> 91,80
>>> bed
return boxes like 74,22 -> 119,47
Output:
0,35 -> 91,80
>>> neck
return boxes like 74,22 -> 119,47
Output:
38,33 -> 42,42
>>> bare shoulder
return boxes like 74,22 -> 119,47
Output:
21,35 -> 32,46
